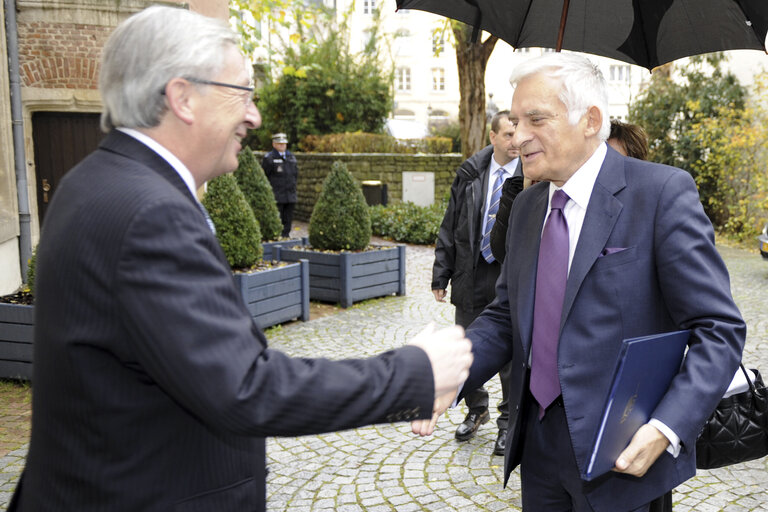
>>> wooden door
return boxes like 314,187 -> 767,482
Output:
32,112 -> 103,224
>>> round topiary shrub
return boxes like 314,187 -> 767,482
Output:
202,173 -> 263,268
234,148 -> 283,241
309,160 -> 371,251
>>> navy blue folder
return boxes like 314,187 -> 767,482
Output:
583,330 -> 691,481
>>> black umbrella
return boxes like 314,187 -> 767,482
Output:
395,0 -> 768,71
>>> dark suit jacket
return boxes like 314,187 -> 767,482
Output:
462,146 -> 745,511
432,146 -> 522,312
11,131 -> 433,511
261,148 -> 298,203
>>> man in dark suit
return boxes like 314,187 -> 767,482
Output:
432,111 -> 521,454
261,132 -> 298,237
414,53 -> 745,511
8,6 -> 472,511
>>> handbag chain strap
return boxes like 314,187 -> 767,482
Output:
737,363 -> 757,395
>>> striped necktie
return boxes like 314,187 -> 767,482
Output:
480,169 -> 505,263
198,202 -> 216,235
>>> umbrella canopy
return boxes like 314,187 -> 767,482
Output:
396,0 -> 768,71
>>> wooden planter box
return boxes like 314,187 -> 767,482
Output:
277,244 -> 406,308
0,262 -> 309,381
233,260 -> 310,329
261,237 -> 307,261
0,303 -> 35,381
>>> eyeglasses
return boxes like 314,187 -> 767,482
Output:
161,77 -> 256,106
186,77 -> 254,93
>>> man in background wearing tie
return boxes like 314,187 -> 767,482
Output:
432,110 -> 521,455
416,53 -> 745,511
261,132 -> 298,237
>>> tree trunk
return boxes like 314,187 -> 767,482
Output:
453,24 -> 498,159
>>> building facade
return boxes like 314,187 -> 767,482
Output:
0,0 -> 228,295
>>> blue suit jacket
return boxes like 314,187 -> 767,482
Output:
463,146 -> 745,511
11,131 -> 434,511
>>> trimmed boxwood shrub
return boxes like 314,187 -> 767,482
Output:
369,201 -> 446,245
234,148 -> 284,241
26,246 -> 37,293
202,173 -> 263,268
308,161 -> 371,251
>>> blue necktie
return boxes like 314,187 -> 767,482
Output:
198,202 -> 216,235
530,189 -> 570,418
480,169 -> 505,263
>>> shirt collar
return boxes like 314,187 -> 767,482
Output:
117,127 -> 199,201
489,154 -> 518,177
551,142 -> 607,209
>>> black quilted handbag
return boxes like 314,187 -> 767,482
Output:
696,364 -> 768,469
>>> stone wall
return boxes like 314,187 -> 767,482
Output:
256,153 -> 463,222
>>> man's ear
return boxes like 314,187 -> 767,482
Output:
584,105 -> 602,137
163,78 -> 196,125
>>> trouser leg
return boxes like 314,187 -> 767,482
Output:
497,361 -> 512,430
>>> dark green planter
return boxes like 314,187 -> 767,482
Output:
277,245 -> 406,308
233,260 -> 310,328
0,303 -> 34,381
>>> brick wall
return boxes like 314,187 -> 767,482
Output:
256,152 -> 463,222
18,21 -> 109,89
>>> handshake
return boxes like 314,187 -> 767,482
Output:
408,323 -> 473,437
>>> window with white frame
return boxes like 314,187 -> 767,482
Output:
363,0 -> 376,14
394,29 -> 412,56
609,65 -> 630,82
396,67 -> 411,91
432,33 -> 445,54
432,68 -> 445,91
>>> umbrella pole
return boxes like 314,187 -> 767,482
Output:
556,0 -> 570,51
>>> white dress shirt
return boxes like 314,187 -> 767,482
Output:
481,156 -> 519,237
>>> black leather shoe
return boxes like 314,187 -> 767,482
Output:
455,409 -> 490,441
494,428 -> 507,455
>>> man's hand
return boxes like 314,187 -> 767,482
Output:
408,323 -> 472,397
412,391 -> 456,436
432,289 -> 447,302
613,423 -> 669,477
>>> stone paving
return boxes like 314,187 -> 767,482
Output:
1,241 -> 767,510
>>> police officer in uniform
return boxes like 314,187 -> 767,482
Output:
261,133 -> 298,237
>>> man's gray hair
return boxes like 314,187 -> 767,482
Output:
99,6 -> 240,132
509,53 -> 611,141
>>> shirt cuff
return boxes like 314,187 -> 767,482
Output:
648,418 -> 681,457
451,382 -> 465,408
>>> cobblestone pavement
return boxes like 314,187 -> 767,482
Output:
1,242 -> 766,510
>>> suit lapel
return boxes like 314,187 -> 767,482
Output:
560,150 -> 627,328
517,183 -> 549,354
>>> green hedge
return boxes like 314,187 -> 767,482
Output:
369,201 -> 446,245
299,132 -> 452,154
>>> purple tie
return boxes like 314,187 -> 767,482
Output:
530,189 -> 570,418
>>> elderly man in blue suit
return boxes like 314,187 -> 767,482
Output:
414,53 -> 745,512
